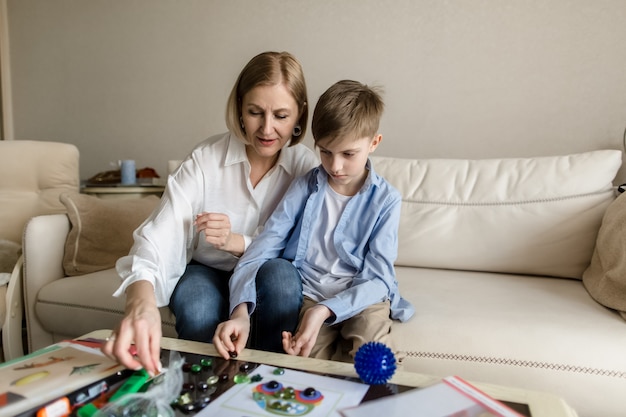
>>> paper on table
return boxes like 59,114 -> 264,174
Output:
340,376 -> 525,417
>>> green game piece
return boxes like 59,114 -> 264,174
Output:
233,373 -> 251,384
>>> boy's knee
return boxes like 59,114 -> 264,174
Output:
257,259 -> 301,291
258,258 -> 292,275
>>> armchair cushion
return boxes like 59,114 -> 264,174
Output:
0,239 -> 20,286
0,239 -> 20,274
0,140 -> 79,244
60,193 -> 160,276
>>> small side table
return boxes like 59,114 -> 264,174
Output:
81,185 -> 165,200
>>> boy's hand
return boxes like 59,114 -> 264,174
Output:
213,304 -> 250,360
282,304 -> 332,357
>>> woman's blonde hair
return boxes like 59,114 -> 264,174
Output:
225,51 -> 308,146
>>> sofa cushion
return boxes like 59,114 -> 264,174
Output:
583,192 -> 626,320
391,266 -> 626,417
60,193 -> 160,276
372,150 -> 622,279
35,268 -> 176,339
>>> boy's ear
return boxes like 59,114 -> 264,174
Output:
369,134 -> 383,152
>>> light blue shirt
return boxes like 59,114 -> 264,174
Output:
229,159 -> 415,324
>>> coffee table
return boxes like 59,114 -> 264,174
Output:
82,330 -> 577,417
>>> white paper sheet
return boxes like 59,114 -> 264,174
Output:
195,364 -> 369,417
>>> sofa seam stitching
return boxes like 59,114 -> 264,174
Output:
402,351 -> 626,378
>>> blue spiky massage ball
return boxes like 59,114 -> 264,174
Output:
354,341 -> 396,385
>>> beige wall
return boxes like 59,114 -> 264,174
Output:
6,0 -> 626,181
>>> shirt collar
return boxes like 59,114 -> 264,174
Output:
360,158 -> 380,193
224,133 -> 248,167
224,133 -> 292,175
314,158 -> 380,194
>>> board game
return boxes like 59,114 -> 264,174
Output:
0,340 -> 128,417
5,339 -> 530,417
160,348 -> 412,417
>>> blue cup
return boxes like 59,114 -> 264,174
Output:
120,160 -> 136,185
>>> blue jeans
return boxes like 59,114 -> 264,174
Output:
250,258 -> 303,352
169,258 -> 302,353
169,260 -> 230,343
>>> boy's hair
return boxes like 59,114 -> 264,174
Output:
225,51 -> 309,146
311,80 -> 384,145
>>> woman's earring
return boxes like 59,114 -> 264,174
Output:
240,117 -> 245,131
292,124 -> 302,137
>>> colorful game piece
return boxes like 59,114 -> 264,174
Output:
253,381 -> 324,416
263,380 -> 283,392
233,374 -> 251,384
301,387 -> 321,401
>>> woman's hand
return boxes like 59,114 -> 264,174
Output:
101,281 -> 162,377
195,212 -> 244,256
213,303 -> 250,360
282,304 -> 332,357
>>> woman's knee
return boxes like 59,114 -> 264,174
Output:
169,263 -> 230,327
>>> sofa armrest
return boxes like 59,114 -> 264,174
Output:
23,214 -> 70,352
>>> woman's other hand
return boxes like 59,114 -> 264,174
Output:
195,212 -> 244,256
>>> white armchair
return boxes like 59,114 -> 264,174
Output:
0,140 -> 79,360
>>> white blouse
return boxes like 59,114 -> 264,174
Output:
113,132 -> 319,307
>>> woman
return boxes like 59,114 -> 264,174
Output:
102,51 -> 319,376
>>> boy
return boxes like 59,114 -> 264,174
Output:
214,80 -> 414,361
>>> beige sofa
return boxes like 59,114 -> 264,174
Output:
21,150 -> 626,417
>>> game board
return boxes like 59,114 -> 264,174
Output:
195,364 -> 369,417
8,340 -> 474,417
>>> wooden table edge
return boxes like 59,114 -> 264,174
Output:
81,330 -> 578,417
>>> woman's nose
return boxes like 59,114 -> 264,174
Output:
261,116 -> 273,134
